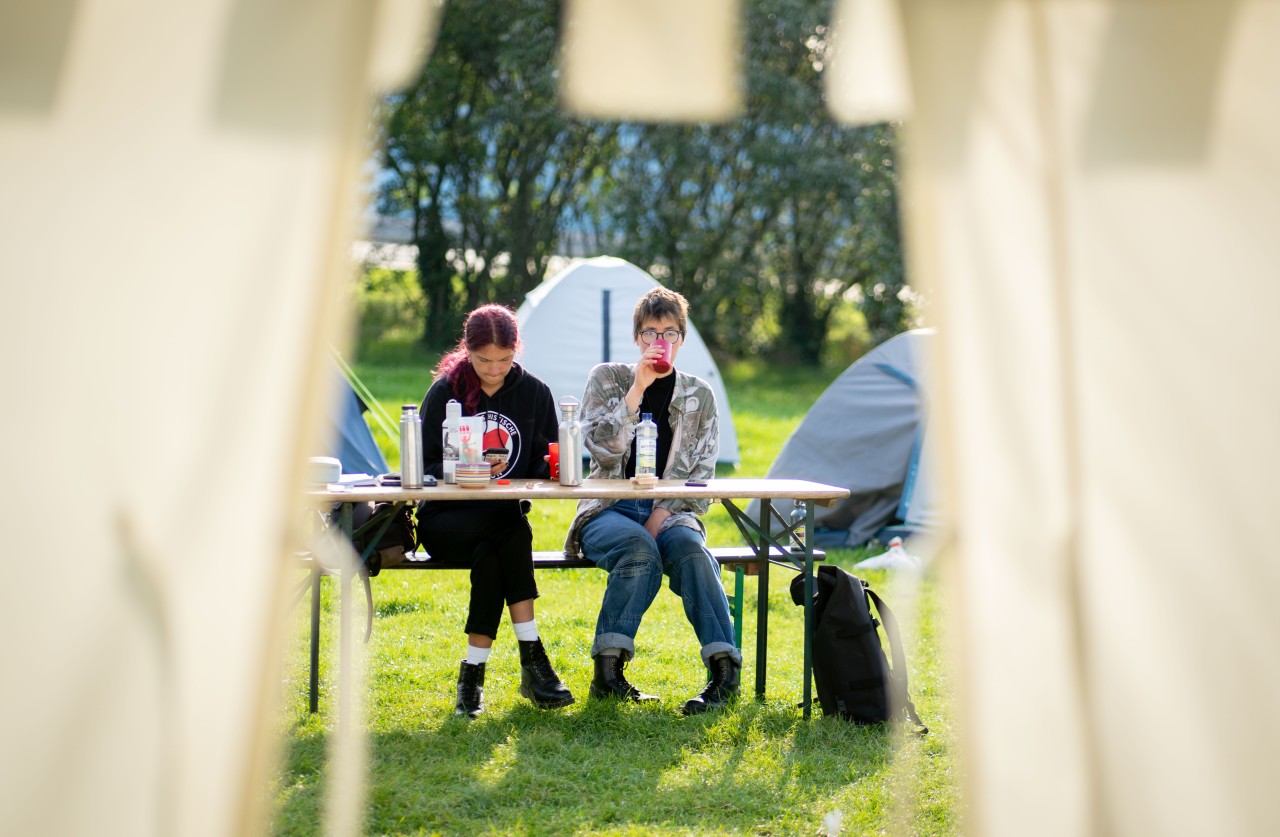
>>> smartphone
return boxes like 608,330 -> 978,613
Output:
684,480 -> 708,487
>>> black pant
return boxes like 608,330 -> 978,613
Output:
416,500 -> 539,639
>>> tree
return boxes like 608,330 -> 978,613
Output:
375,0 -> 910,358
581,0 -> 908,363
377,0 -> 614,344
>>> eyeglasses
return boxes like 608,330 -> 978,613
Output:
639,329 -> 683,344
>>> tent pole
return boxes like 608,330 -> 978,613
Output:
602,289 -> 611,362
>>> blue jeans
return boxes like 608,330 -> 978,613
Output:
580,499 -> 741,665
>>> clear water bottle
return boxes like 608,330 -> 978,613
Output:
558,397 -> 584,486
790,503 -> 807,555
442,399 -> 461,484
636,413 -> 658,479
400,404 -> 424,489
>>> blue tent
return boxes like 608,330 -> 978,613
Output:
324,373 -> 388,476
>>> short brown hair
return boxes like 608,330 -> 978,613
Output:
632,287 -> 688,338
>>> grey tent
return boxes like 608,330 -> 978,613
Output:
748,329 -> 941,547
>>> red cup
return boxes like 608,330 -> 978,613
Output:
651,338 -> 672,373
545,442 -> 560,480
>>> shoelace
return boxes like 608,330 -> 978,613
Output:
525,646 -> 558,680
697,661 -> 732,698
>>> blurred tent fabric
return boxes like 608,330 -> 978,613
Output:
515,256 -> 740,463
881,3 -> 1280,836
745,329 -> 940,547
0,0 -> 440,835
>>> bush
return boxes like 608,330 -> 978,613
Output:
353,267 -> 425,350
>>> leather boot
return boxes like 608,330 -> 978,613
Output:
681,652 -> 741,715
455,660 -> 485,719
518,639 -> 575,709
589,653 -> 659,702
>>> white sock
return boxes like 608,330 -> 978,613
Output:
513,619 -> 539,642
465,644 -> 491,665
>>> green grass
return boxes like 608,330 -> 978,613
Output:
273,343 -> 960,836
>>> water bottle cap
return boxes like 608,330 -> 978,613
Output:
445,399 -> 462,418
402,404 -> 417,411
641,412 -> 652,421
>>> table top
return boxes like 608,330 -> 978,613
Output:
307,477 -> 849,506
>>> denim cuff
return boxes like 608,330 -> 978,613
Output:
700,642 -> 741,666
592,632 -> 636,661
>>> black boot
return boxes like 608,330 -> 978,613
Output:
681,652 -> 740,715
518,639 -> 575,709
590,653 -> 659,702
455,660 -> 485,719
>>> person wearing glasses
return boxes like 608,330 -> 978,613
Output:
417,304 -> 574,718
564,287 -> 741,714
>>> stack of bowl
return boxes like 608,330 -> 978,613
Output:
455,462 -> 491,489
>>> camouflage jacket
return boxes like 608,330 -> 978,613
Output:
563,363 -> 719,558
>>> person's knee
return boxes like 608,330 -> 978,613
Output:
585,528 -> 659,571
659,528 -> 711,567
610,541 -> 662,579
667,548 -> 722,597
507,520 -> 533,549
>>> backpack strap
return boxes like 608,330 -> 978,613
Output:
350,517 -> 392,644
865,584 -> 929,735
350,504 -> 410,642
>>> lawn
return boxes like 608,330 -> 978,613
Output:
272,342 -> 960,836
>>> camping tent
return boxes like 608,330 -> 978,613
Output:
324,373 -> 389,476
747,329 -> 940,547
515,257 -> 739,463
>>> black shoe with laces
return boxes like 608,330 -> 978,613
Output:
455,660 -> 485,719
589,652 -> 659,702
681,652 -> 741,715
518,639 -> 575,709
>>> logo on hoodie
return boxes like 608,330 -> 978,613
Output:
480,411 -> 520,478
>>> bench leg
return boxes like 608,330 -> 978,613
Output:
309,564 -> 321,714
801,500 -> 815,720
755,502 -> 770,702
733,565 -> 745,649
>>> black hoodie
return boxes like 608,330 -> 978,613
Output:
419,362 -> 558,483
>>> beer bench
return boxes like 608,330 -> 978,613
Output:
303,478 -> 848,718
295,545 -> 825,714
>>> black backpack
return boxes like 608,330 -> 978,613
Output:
790,566 -> 927,733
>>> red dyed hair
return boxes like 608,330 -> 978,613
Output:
432,304 -> 522,412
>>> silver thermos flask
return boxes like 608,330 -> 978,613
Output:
557,397 -> 584,486
400,404 -> 424,488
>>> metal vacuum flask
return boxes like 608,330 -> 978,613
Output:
557,397 -> 584,486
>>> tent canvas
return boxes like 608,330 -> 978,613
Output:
515,256 -> 739,463
324,372 -> 389,476
748,329 -> 939,547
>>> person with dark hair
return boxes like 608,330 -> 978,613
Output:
564,287 -> 740,715
417,304 -> 573,718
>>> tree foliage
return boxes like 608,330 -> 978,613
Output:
376,0 -> 910,358
377,0 -> 614,343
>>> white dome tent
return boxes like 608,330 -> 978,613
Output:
515,257 -> 740,464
